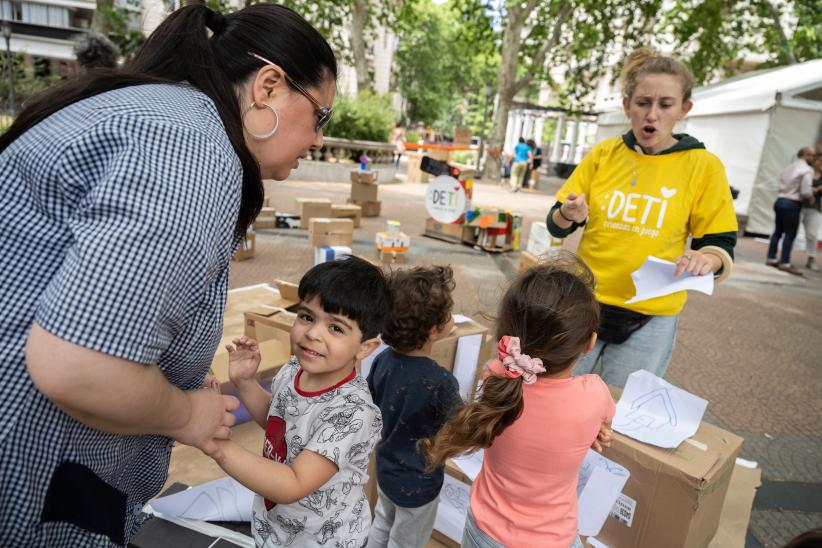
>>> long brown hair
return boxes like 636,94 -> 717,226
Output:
420,252 -> 600,467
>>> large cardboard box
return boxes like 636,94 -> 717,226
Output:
347,198 -> 381,217
591,387 -> 744,548
296,198 -> 332,229
309,217 -> 354,247
406,152 -> 429,184
431,319 -> 491,374
424,217 -> 470,245
351,180 -> 379,202
244,306 -> 297,341
331,203 -> 362,228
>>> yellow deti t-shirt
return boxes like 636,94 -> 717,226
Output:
556,136 -> 738,316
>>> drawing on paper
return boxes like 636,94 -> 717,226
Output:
613,388 -> 677,431
442,483 -> 470,511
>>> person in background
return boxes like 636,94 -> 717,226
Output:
390,122 -> 406,167
767,147 -> 816,275
546,48 -> 737,388
527,138 -> 543,189
0,4 -> 337,545
800,152 -> 822,272
510,137 -> 533,192
422,254 -> 614,548
366,266 -> 461,548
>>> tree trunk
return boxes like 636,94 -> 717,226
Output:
480,6 -> 527,181
349,0 -> 372,94
765,0 -> 796,64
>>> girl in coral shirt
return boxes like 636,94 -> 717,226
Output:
422,253 -> 615,547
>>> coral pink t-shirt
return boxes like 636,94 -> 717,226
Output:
470,374 -> 615,547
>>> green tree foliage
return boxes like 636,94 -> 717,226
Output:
667,0 -> 822,83
393,0 -> 498,132
324,91 -> 396,142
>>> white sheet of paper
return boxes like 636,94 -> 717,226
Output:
613,370 -> 708,448
452,314 -> 472,324
577,450 -> 631,537
359,340 -> 388,379
149,477 -> 254,522
625,256 -> 714,304
143,505 -> 255,547
453,333 -> 483,400
434,474 -> 471,542
452,449 -> 484,482
587,537 -> 610,548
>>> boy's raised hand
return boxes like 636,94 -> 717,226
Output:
227,336 -> 261,384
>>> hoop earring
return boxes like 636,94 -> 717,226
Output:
242,102 -> 279,140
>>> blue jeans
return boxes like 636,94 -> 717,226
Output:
573,314 -> 678,388
462,509 -> 583,548
768,197 -> 802,265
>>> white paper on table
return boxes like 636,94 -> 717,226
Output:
453,334 -> 483,400
434,474 -> 471,542
452,449 -> 484,482
359,340 -> 389,379
587,537 -> 610,548
452,314 -> 472,324
625,256 -> 714,304
149,477 -> 254,522
142,505 -> 255,547
613,370 -> 708,448
577,450 -> 630,537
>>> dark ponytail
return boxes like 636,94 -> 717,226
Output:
0,3 -> 337,238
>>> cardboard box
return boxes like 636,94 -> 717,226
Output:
454,127 -> 472,146
244,306 -> 297,341
258,207 -> 277,219
518,250 -> 539,273
379,250 -> 406,264
314,245 -> 352,265
424,217 -> 470,245
347,198 -> 381,217
254,217 -> 277,229
351,180 -> 379,202
232,231 -> 255,262
406,152 -> 430,184
331,203 -> 362,228
350,169 -> 378,184
309,218 -> 354,247
296,198 -> 332,229
431,319 -> 490,374
590,386 -> 744,548
375,231 -> 410,252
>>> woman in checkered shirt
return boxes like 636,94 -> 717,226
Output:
0,4 -> 336,546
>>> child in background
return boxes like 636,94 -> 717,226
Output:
421,252 -> 615,548
211,256 -> 390,547
366,266 -> 462,548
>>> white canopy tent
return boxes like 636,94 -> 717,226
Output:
595,59 -> 822,235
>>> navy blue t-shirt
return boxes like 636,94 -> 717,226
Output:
367,348 -> 462,508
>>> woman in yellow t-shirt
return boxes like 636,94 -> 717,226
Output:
547,49 -> 738,388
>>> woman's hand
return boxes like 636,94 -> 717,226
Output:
674,250 -> 720,277
560,193 -> 588,223
227,336 -> 261,385
172,389 -> 239,461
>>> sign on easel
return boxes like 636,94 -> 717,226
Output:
426,175 -> 467,224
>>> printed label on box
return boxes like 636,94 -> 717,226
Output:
609,493 -> 636,527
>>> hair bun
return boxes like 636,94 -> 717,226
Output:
205,8 -> 227,35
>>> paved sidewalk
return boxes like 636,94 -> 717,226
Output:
229,179 -> 822,547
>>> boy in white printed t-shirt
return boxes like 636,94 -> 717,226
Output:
208,256 -> 391,547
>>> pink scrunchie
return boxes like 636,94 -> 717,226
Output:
486,336 -> 546,384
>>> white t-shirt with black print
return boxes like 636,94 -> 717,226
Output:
252,357 -> 381,548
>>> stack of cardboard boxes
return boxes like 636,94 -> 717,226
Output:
296,198 -> 333,229
331,203 -> 362,228
348,169 -> 381,217
462,208 -> 522,253
375,220 -> 410,264
309,218 -> 354,265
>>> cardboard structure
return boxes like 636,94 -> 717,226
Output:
308,218 -> 354,247
331,203 -> 362,228
232,231 -> 255,262
209,281 -> 298,388
347,198 -> 381,217
462,208 -> 522,253
296,198 -> 332,229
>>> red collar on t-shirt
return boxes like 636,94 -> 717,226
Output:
294,367 -> 356,397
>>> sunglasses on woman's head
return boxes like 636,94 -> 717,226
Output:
247,52 -> 333,131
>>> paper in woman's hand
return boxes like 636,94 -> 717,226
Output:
626,256 -> 713,304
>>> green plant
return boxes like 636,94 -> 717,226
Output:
325,91 -> 396,142
405,130 -> 421,143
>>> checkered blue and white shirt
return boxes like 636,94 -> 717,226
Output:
0,84 -> 243,546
